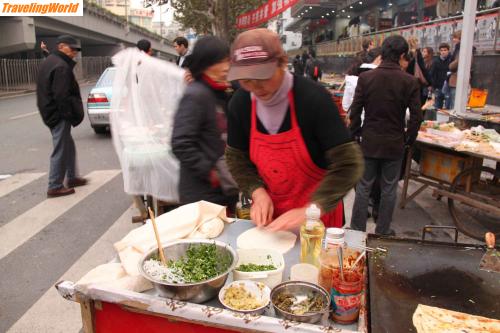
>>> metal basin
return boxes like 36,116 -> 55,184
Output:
138,239 -> 238,303
271,281 -> 330,324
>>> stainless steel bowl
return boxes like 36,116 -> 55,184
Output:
138,239 -> 238,303
270,281 -> 330,324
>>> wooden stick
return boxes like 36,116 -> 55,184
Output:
148,207 -> 167,266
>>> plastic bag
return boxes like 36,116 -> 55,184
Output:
110,48 -> 186,202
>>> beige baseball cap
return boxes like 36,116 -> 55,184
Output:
227,28 -> 285,81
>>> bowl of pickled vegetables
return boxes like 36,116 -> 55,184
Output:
270,281 -> 330,324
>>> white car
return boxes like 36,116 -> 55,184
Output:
87,67 -> 114,134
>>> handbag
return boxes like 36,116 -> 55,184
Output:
414,60 -> 428,86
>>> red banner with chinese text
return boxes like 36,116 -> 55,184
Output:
236,0 -> 299,30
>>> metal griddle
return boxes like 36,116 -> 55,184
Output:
367,230 -> 500,333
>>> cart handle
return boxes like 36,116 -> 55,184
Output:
422,225 -> 459,243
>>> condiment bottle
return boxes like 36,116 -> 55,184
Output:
318,228 -> 364,324
318,228 -> 345,292
299,204 -> 325,268
236,192 -> 251,219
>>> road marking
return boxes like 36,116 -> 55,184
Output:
0,172 -> 45,198
0,169 -> 121,261
9,111 -> 38,120
7,205 -> 136,333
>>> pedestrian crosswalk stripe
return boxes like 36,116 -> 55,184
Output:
0,172 -> 46,199
7,205 -> 136,333
0,169 -> 121,261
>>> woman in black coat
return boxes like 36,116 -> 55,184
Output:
171,36 -> 238,210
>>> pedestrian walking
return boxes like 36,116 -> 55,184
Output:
305,50 -> 322,82
225,28 -> 363,231
292,54 -> 304,76
349,35 -> 422,236
346,38 -> 374,75
36,35 -> 87,197
342,47 -> 382,113
171,36 -> 238,210
173,36 -> 190,68
137,39 -> 153,56
429,43 -> 452,109
448,30 -> 463,110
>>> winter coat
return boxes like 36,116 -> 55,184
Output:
349,61 -> 423,160
171,79 -> 234,206
429,55 -> 452,90
36,51 -> 84,128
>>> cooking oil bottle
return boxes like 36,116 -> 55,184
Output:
300,204 -> 325,268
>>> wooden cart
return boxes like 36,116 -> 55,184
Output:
400,140 -> 500,240
56,222 -> 369,333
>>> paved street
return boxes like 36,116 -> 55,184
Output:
0,88 -> 478,332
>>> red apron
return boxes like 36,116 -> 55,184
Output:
249,92 -> 343,228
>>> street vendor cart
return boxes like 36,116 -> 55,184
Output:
56,221 -> 369,333
400,136 -> 499,241
55,219 -> 500,332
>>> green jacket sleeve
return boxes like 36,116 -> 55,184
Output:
225,145 -> 265,196
311,141 -> 364,213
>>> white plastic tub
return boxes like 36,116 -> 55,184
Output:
233,249 -> 285,289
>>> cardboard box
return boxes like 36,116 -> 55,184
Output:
420,148 -> 482,185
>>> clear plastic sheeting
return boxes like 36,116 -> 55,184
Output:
110,48 -> 186,202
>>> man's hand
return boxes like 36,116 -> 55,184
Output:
265,207 -> 307,232
183,70 -> 193,84
250,187 -> 274,227
41,41 -> 49,54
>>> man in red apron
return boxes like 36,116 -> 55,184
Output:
225,29 -> 364,231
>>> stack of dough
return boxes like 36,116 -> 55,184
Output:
237,227 -> 297,254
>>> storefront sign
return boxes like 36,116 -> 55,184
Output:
415,26 -> 425,47
236,0 -> 299,29
425,24 -> 438,49
474,14 -> 497,51
130,8 -> 153,17
437,21 -> 453,46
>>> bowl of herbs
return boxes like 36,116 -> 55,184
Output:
139,239 -> 237,303
233,248 -> 285,289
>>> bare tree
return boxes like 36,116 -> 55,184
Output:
170,0 -> 267,41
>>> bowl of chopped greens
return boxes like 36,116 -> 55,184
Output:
139,239 -> 237,303
233,248 -> 285,289
271,281 -> 330,324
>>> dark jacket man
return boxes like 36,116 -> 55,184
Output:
429,53 -> 452,90
349,61 -> 422,160
349,35 -> 423,236
37,50 -> 84,128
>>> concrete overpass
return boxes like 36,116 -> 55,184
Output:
0,0 -> 177,59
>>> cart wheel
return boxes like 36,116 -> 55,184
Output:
448,166 -> 500,241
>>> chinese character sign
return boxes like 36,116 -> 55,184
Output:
236,0 -> 299,29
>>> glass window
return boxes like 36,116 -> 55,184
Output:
96,68 -> 116,88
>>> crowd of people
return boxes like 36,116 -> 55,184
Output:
292,50 -> 323,82
346,32 -> 465,116
36,27 -> 468,235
